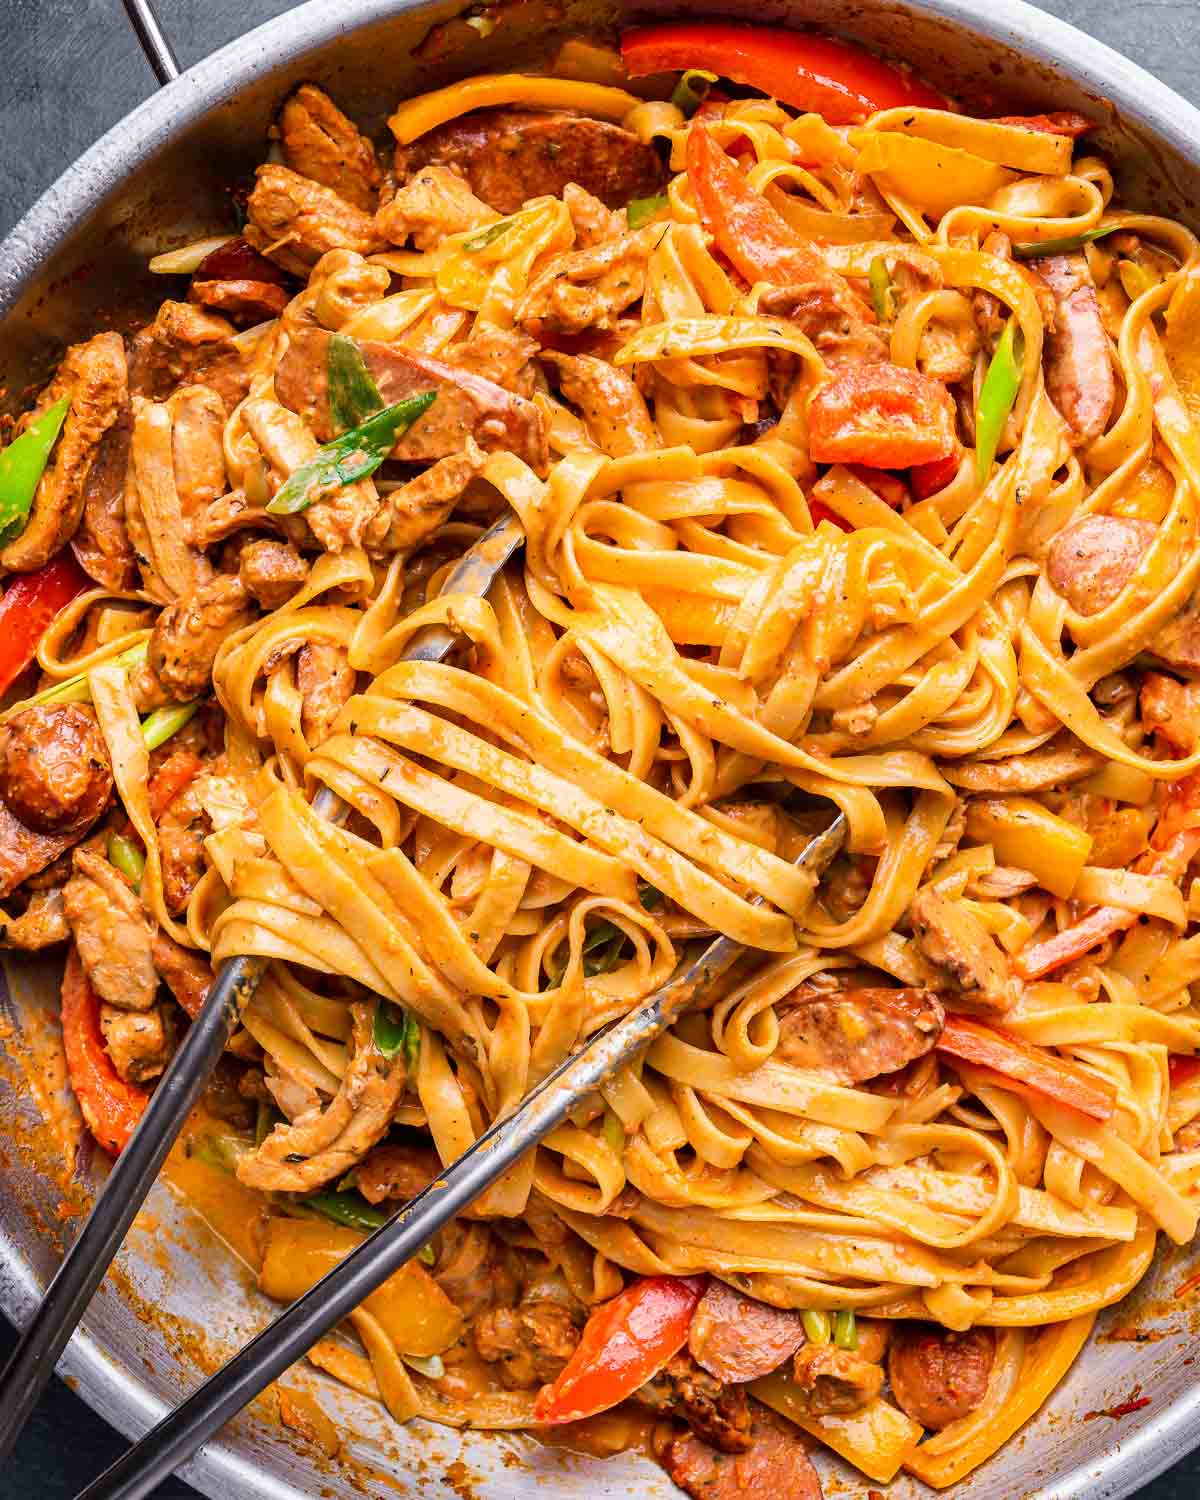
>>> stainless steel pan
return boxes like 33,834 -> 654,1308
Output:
3,2 -> 1200,1496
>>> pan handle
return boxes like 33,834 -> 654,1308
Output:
119,0 -> 181,86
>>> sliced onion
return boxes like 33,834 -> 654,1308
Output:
148,235 -> 236,275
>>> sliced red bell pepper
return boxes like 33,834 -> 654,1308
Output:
808,363 -> 958,469
936,1013 -> 1116,1122
808,498 -> 852,532
910,450 -> 962,499
621,22 -> 945,124
0,552 -> 90,697
988,111 -> 1094,138
533,1274 -> 706,1423
686,124 -> 829,286
1169,1055 -> 1200,1089
61,946 -> 149,1156
147,748 -> 204,821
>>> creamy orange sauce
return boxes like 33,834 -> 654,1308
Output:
163,1105 -> 270,1271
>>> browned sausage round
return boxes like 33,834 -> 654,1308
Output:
775,986 -> 945,1083
688,1280 -> 807,1384
1046,513 -> 1157,616
0,704 -> 113,833
888,1324 -> 995,1430
398,110 -> 666,215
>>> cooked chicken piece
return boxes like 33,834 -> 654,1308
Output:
303,247 -> 392,331
1141,672 -> 1200,753
297,642 -> 355,746
397,110 -> 665,215
634,1351 -> 751,1453
101,1002 -> 175,1083
367,439 -> 487,555
125,390 -> 222,600
376,163 -> 497,250
154,766 -> 211,915
356,1141 -> 443,1204
942,736 -> 1103,791
279,83 -> 380,210
433,1222 -> 522,1320
775,987 -> 945,1083
1034,252 -> 1116,445
245,163 -> 385,276
274,326 -> 547,474
1046,513 -> 1157,615
73,402 -> 136,590
758,281 -> 888,368
473,1289 -> 582,1390
791,1343 -> 883,1415
918,315 -> 980,383
689,1281 -> 807,1384
63,847 -> 157,1011
563,181 -> 626,247
151,931 -> 212,1019
237,1002 -> 407,1192
544,351 -> 659,456
241,395 -> 384,552
516,227 -> 660,337
147,574 -> 257,699
0,704 -> 112,835
442,324 -> 539,398
0,888 -> 69,950
969,866 -> 1039,899
264,1056 -> 323,1121
194,490 -> 289,549
1153,596 -> 1200,674
888,1324 -> 995,1430
127,300 -> 249,412
910,885 -> 1014,1012
189,278 -> 290,325
238,537 -> 310,609
0,332 -> 127,574
666,1413 -> 822,1500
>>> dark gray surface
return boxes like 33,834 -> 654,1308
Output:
1,0 -> 1200,1495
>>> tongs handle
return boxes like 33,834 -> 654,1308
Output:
120,0 -> 181,86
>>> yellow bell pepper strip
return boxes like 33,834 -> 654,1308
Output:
267,394 -> 436,516
964,796 -> 1093,899
975,317 -> 1024,480
0,396 -> 70,545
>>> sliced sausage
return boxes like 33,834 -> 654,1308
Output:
0,704 -> 112,835
888,1324 -> 995,1430
356,1141 -> 442,1203
791,1343 -> 884,1415
398,109 -> 665,215
775,987 -> 945,1083
1046,514 -> 1156,615
666,1413 -> 822,1500
152,931 -> 213,1019
189,278 -> 291,325
635,1351 -> 751,1453
273,325 -> 548,474
689,1281 -> 808,1384
1035,252 -> 1116,445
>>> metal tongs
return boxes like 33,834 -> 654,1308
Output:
76,812 -> 846,1500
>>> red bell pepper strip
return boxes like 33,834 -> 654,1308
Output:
808,363 -> 958,469
1169,1054 -> 1200,1089
936,1013 -> 1116,1122
621,22 -> 945,124
808,499 -> 852,532
910,450 -> 962,499
988,111 -> 1094,138
147,748 -> 204,821
533,1274 -> 706,1423
0,551 -> 90,697
61,946 -> 149,1156
686,125 -> 830,286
